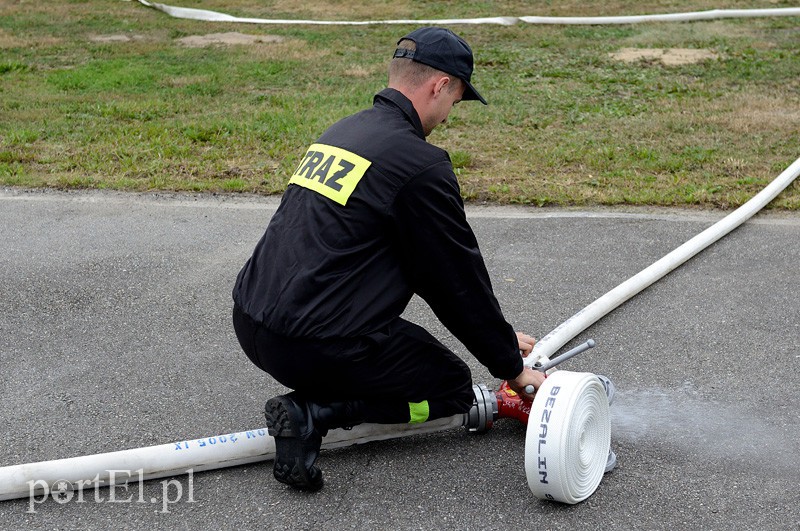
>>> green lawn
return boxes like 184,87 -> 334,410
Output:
1,0 -> 798,208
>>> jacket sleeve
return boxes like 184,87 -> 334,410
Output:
390,161 -> 523,380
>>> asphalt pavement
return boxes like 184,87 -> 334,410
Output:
0,188 -> 798,530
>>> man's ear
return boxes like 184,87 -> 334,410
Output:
432,76 -> 451,97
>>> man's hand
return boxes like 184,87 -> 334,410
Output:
507,366 -> 546,400
516,332 -> 536,357
508,332 -> 544,399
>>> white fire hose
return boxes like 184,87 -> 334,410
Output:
526,155 -> 800,365
1,159 -> 797,503
526,372 -> 610,504
133,2 -> 800,26
0,417 -> 463,502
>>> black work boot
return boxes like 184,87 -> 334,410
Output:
265,393 -> 324,492
265,394 -> 368,491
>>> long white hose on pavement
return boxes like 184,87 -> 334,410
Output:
0,416 -> 463,502
134,1 -> 800,26
527,156 -> 800,365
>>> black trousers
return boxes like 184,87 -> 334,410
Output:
232,305 -> 474,424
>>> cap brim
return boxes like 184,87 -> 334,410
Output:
462,80 -> 487,105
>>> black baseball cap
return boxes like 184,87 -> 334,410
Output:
393,27 -> 487,105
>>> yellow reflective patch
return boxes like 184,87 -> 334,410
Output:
408,401 -> 430,424
288,143 -> 371,206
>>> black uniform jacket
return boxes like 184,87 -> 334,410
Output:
233,88 -> 522,380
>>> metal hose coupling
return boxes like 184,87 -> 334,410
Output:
463,383 -> 499,432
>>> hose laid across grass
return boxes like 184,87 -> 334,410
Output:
134,1 -> 800,26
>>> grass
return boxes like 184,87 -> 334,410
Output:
0,0 -> 799,208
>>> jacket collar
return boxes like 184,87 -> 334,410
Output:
373,88 -> 425,140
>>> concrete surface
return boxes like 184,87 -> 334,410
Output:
0,188 -> 798,529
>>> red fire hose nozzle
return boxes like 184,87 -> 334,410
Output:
464,340 -> 601,431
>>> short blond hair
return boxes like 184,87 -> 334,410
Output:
389,39 -> 458,90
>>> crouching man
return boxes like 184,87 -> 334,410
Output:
232,27 -> 544,491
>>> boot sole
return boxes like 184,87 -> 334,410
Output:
265,396 -> 303,438
265,396 -> 324,492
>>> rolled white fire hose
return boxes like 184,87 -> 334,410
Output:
525,371 -> 610,504
133,2 -> 800,26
